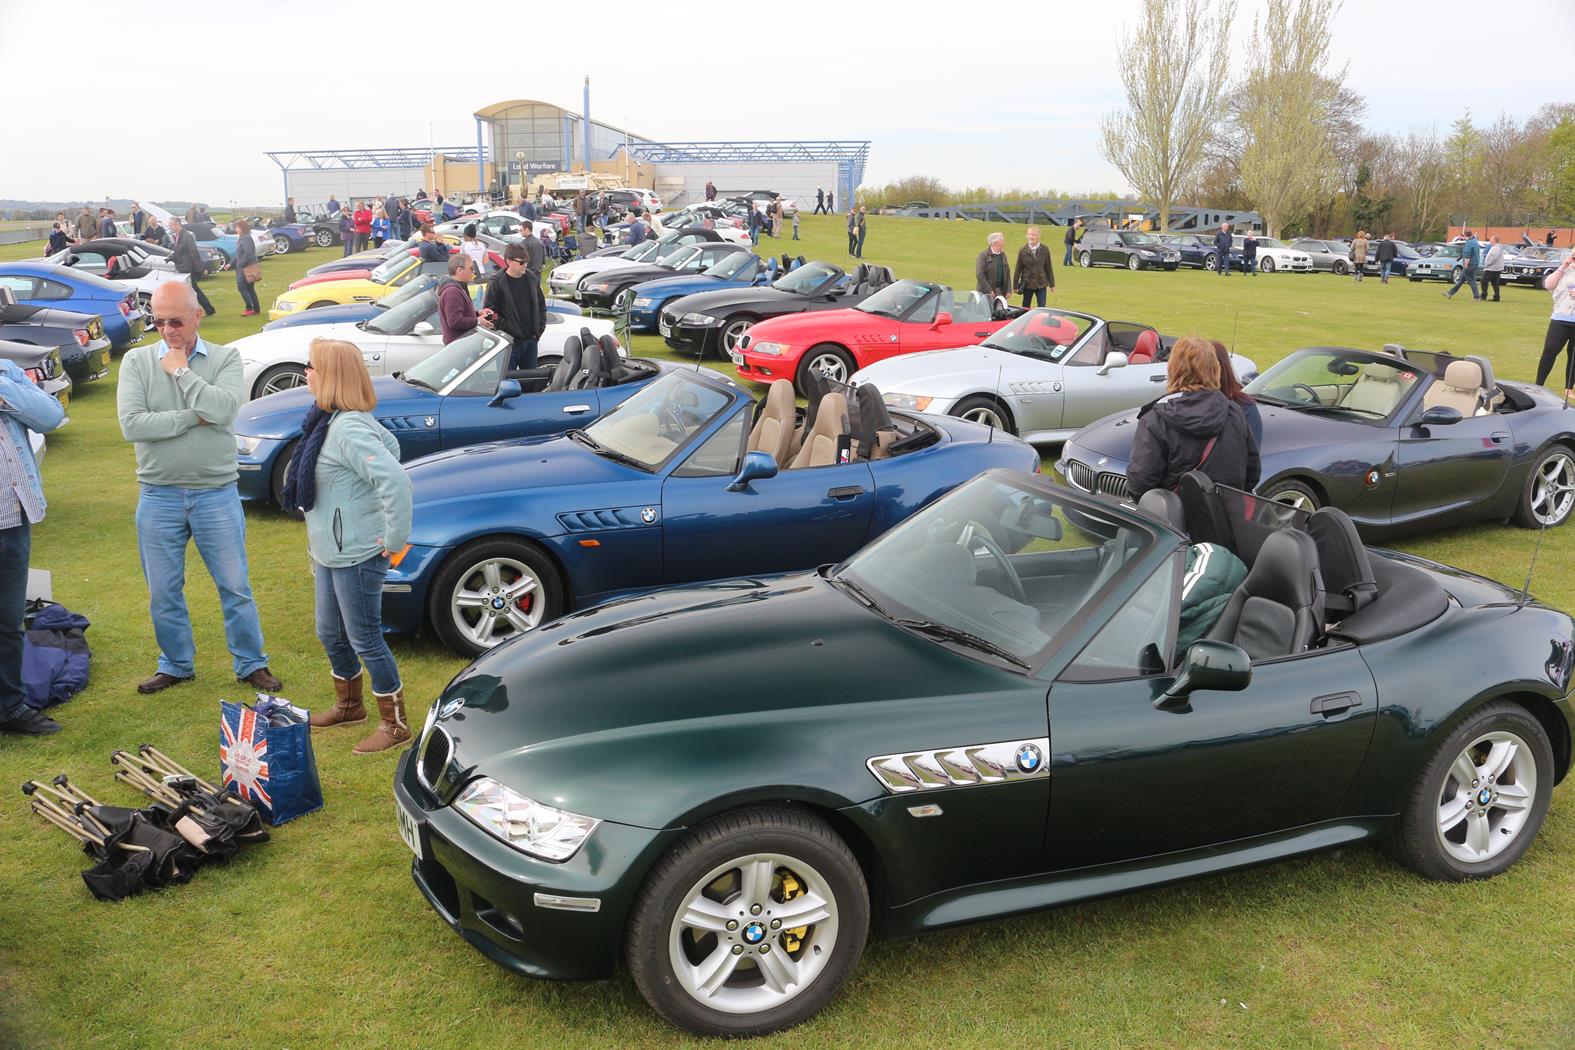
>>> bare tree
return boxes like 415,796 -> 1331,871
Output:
1099,0 -> 1236,231
1235,0 -> 1344,238
1395,127 -> 1450,240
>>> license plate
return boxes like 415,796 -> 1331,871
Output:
729,350 -> 745,366
396,797 -> 425,860
659,322 -> 672,338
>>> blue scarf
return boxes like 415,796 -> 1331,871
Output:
281,405 -> 334,513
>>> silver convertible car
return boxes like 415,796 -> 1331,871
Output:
849,308 -> 1256,444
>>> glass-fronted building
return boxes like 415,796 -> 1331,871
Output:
475,99 -> 652,192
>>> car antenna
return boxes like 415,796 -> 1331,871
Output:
1520,508 -> 1551,609
1230,309 -> 1239,356
989,365 -> 1004,443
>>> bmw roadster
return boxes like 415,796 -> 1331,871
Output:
394,468 -> 1574,1036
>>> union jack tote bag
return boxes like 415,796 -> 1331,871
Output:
219,699 -> 323,826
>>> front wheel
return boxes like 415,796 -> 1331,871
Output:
719,316 -> 755,359
1260,478 -> 1320,513
794,344 -> 855,393
253,363 -> 308,400
951,395 -> 1016,435
428,537 -> 563,657
1512,445 -> 1575,528
1390,700 -> 1553,881
625,807 -> 869,1038
1079,250 -> 1092,268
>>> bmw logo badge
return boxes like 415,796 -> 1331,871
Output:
1015,742 -> 1042,774
640,506 -> 658,524
742,921 -> 766,944
490,596 -> 507,611
1477,787 -> 1492,806
1365,468 -> 1381,488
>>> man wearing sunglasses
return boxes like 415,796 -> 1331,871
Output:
116,283 -> 282,695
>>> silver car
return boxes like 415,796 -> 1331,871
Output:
849,308 -> 1255,444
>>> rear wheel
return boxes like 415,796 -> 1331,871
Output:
795,344 -> 855,393
1512,445 -> 1575,528
1260,478 -> 1320,512
1333,259 -> 1350,276
951,395 -> 1016,435
1079,250 -> 1092,268
273,235 -> 291,255
428,537 -> 563,657
1204,253 -> 1218,271
254,363 -> 307,400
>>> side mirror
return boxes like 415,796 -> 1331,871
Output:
727,450 -> 778,492
1156,640 -> 1252,708
1097,351 -> 1130,376
930,311 -> 952,329
412,320 -> 435,336
487,379 -> 523,408
1420,405 -> 1462,426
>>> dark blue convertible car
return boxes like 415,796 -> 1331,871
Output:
234,328 -> 664,509
383,370 -> 1041,655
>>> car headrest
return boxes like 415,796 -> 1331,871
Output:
0,287 -> 14,306
1306,507 -> 1377,615
1137,489 -> 1185,533
1130,330 -> 1160,363
1443,359 -> 1483,392
1241,529 -> 1321,609
851,383 -> 893,459
572,340 -> 607,389
1361,362 -> 1401,383
548,336 -> 582,390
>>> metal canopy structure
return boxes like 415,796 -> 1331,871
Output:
616,140 -> 871,206
892,199 -> 1261,234
265,147 -> 489,199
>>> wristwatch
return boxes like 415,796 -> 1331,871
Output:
172,366 -> 191,379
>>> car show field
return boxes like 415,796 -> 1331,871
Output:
1,214 -> 1573,1048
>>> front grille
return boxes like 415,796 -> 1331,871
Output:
1062,459 -> 1128,499
1096,472 -> 1130,499
418,725 -> 452,794
1064,459 -> 1096,491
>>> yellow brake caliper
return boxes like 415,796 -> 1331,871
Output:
778,872 -> 808,954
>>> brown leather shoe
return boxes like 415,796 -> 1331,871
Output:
353,688 -> 412,755
310,673 -> 367,729
138,672 -> 194,694
239,667 -> 283,692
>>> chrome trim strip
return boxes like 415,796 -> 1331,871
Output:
866,738 -> 1049,794
533,892 -> 602,913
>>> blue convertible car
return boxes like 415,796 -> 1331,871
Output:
0,261 -> 148,351
383,371 -> 1042,655
234,328 -> 665,509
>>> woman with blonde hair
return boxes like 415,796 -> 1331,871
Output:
1126,336 -> 1260,499
280,338 -> 413,754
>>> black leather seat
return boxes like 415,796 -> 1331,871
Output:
1305,507 -> 1376,617
1137,490 -> 1185,533
570,340 -> 608,390
545,337 -> 582,391
1206,529 -> 1324,659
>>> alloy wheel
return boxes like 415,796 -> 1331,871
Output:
960,405 -> 1006,429
668,853 -> 839,1015
1267,487 -> 1316,512
315,230 -> 334,248
274,236 -> 291,255
805,351 -> 848,383
449,556 -> 543,648
1435,730 -> 1538,864
1529,451 -> 1575,525
258,367 -> 307,397
721,319 -> 752,354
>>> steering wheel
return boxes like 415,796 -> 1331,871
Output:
655,398 -> 688,441
1288,383 -> 1322,404
957,520 -> 1028,605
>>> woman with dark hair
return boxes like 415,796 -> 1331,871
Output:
1210,339 -> 1261,447
1127,337 -> 1260,499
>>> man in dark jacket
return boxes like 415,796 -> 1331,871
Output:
705,180 -> 717,202
482,244 -> 548,370
283,197 -> 297,224
168,218 -> 215,315
131,203 -> 145,236
416,223 -> 450,264
976,233 -> 1011,298
1014,226 -> 1055,307
1213,223 -> 1233,276
814,187 -> 826,214
437,256 -> 489,344
1241,231 -> 1258,276
1063,218 -> 1082,266
99,210 -> 116,238
47,224 -> 70,254
1376,233 -> 1398,283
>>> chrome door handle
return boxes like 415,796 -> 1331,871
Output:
562,404 -> 591,414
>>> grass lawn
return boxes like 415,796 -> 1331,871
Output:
1,217 -> 1572,1049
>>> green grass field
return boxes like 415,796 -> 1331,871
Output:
1,217 -> 1572,1049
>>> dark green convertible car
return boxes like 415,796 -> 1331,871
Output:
393,469 -> 1574,1036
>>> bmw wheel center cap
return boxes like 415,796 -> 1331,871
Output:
1015,743 -> 1042,773
742,921 -> 766,945
490,596 -> 507,611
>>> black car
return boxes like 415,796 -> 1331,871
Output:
1152,233 -> 1221,269
576,244 -> 750,313
1504,245 -> 1565,286
660,261 -> 896,359
1076,230 -> 1181,271
0,287 -> 113,384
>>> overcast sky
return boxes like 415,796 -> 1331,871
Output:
3,0 -> 1571,205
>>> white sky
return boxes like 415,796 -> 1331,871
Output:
2,0 -> 1571,205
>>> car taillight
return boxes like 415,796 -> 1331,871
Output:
74,328 -> 90,347
119,298 -> 132,316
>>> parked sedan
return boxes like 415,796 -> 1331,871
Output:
1290,238 -> 1418,277
0,262 -> 147,351
1504,245 -> 1566,286
394,465 -> 1574,1036
851,307 -> 1254,444
235,331 -> 663,508
1076,229 -> 1181,270
1409,243 -> 1468,282
1152,233 -> 1221,269
0,287 -> 113,384
1233,236 -> 1313,273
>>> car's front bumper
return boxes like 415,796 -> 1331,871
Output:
659,314 -> 719,357
236,438 -> 287,503
733,348 -> 796,383
547,270 -> 583,300
380,544 -> 447,634
394,748 -> 679,981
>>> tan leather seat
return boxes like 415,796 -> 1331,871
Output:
790,392 -> 849,469
747,380 -> 796,463
1422,359 -> 1486,416
1340,364 -> 1405,416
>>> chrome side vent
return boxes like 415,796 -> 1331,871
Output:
866,738 -> 1049,794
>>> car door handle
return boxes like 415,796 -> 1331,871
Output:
1492,432 -> 1509,444
1309,691 -> 1363,717
1149,374 -> 1166,382
827,485 -> 865,501
561,404 -> 591,414
973,330 -> 991,338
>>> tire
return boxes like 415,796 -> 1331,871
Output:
314,229 -> 334,248
951,395 -> 1016,435
1204,253 -> 1218,271
1451,265 -> 1463,284
1512,445 -> 1575,528
1390,700 -> 1554,881
719,316 -> 755,359
794,344 -> 855,393
1127,254 -> 1141,271
253,363 -> 308,400
1260,478 -> 1320,513
624,807 -> 869,1038
1079,250 -> 1092,269
273,235 -> 291,255
1333,259 -> 1350,276
428,537 -> 564,657
269,440 -> 303,519
1259,257 -> 1276,273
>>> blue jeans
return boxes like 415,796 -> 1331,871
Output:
342,238 -> 354,257
509,338 -> 540,370
1381,261 -> 1393,282
1218,254 -> 1231,275
1447,265 -> 1479,298
0,521 -> 29,719
135,483 -> 268,679
314,554 -> 401,695
1063,244 -> 1074,266
1021,287 -> 1047,308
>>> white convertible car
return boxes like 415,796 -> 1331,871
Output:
849,307 -> 1255,444
232,287 -> 620,400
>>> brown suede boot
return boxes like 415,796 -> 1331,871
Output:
353,688 -> 411,755
310,673 -> 367,729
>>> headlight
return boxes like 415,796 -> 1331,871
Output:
883,392 -> 933,411
682,312 -> 720,326
275,300 -> 297,312
749,341 -> 787,356
452,777 -> 600,862
235,435 -> 262,456
632,297 -> 655,308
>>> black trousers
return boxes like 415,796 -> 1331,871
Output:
1021,287 -> 1047,308
189,273 -> 214,314
814,201 -> 826,214
1479,271 -> 1502,300
1536,319 -> 1575,389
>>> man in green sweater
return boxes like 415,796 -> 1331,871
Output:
117,283 -> 282,695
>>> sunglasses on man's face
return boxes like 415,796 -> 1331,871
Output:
152,317 -> 189,330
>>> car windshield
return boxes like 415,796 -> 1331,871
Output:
582,371 -> 735,470
702,252 -> 756,280
376,274 -> 439,310
773,261 -> 840,294
979,309 -> 1093,360
652,241 -> 698,265
624,240 -> 662,263
856,279 -> 938,318
835,474 -> 1155,668
660,245 -> 705,270
400,329 -> 503,393
368,253 -> 414,285
1118,232 -> 1157,245
1515,246 -> 1558,261
366,290 -> 438,335
1246,349 -> 1422,421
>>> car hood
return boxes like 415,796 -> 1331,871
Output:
851,344 -> 1035,394
667,286 -> 824,316
426,571 -> 1027,824
579,263 -> 678,287
276,279 -> 380,304
746,307 -> 887,344
235,377 -> 437,440
291,270 -> 372,289
553,257 -> 636,280
235,321 -> 368,362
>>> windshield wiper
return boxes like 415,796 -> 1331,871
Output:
569,429 -> 651,471
401,375 -> 437,391
892,618 -> 1030,670
1252,393 -> 1290,406
830,575 -> 892,618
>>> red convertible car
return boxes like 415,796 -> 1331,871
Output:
733,279 -> 1021,393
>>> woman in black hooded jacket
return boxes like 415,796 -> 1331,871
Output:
1127,336 -> 1260,499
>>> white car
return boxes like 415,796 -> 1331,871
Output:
233,285 -> 619,400
546,235 -> 715,299
1234,236 -> 1313,273
650,211 -> 752,247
